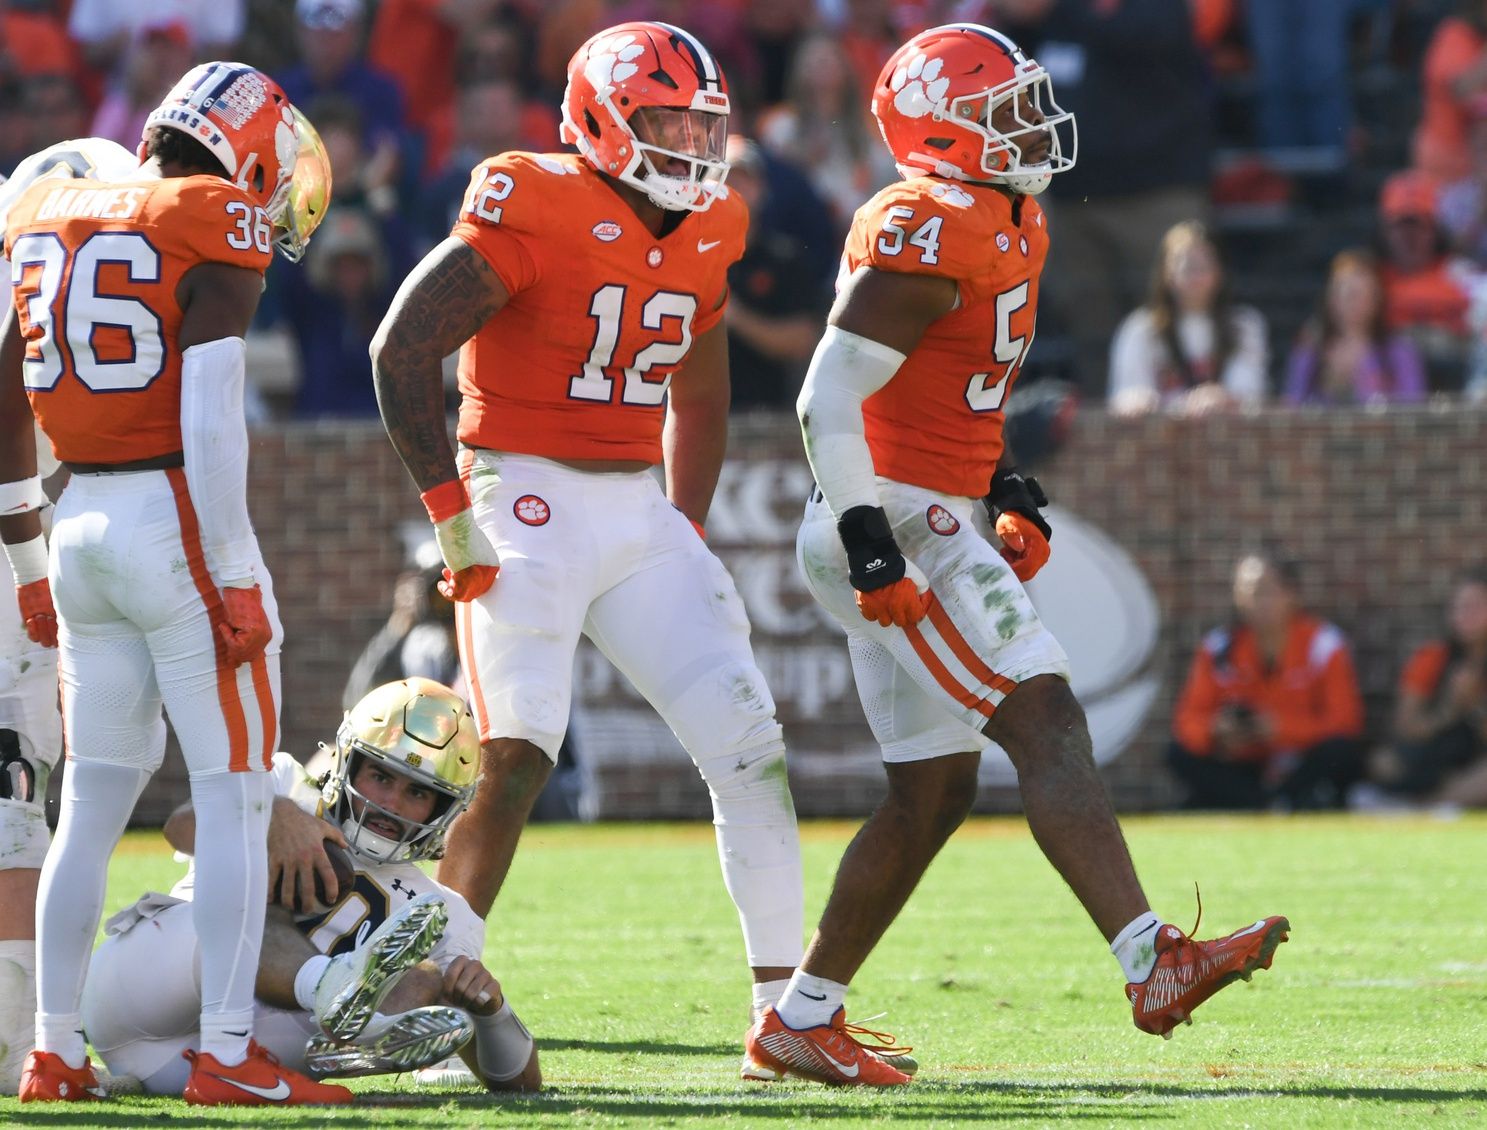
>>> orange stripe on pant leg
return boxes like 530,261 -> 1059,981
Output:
925,595 -> 1019,697
166,468 -> 252,772
903,622 -> 996,718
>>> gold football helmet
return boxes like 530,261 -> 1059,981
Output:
319,678 -> 479,863
273,105 -> 333,263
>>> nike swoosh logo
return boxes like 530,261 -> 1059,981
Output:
209,1073 -> 291,1101
697,239 -> 721,252
1231,919 -> 1271,939
818,1047 -> 860,1078
800,991 -> 827,1001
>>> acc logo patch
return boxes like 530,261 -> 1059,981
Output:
995,232 -> 1011,253
514,495 -> 550,526
926,504 -> 960,536
592,220 -> 623,242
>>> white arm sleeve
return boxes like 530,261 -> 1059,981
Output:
796,325 -> 907,519
180,336 -> 258,587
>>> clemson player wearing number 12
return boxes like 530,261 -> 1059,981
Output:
371,21 -> 805,1077
2,63 -> 343,1105
746,24 -> 1290,1087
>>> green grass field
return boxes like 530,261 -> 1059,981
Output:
5,814 -> 1485,1128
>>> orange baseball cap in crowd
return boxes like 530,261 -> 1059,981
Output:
1380,170 -> 1439,221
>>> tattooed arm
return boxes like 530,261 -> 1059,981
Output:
370,238 -> 509,492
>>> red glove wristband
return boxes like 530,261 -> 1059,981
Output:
420,479 -> 470,524
689,519 -> 706,541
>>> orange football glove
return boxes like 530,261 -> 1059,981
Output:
17,578 -> 58,648
855,574 -> 931,628
217,584 -> 272,666
838,505 -> 932,628
422,480 -> 500,602
995,511 -> 1051,582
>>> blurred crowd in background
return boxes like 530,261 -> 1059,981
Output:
9,0 -> 1487,418
4,0 -> 1485,813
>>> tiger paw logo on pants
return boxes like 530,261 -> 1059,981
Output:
514,495 -> 550,526
926,504 -> 960,536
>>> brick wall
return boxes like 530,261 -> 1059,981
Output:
125,405 -> 1486,823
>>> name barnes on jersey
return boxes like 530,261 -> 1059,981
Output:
31,184 -> 149,223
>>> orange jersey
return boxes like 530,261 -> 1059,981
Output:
5,174 -> 271,464
1172,614 -> 1365,760
844,177 -> 1049,498
450,151 -> 746,464
1399,640 -> 1453,700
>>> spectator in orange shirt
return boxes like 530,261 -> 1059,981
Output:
1368,567 -> 1487,805
1377,169 -> 1479,391
1412,0 -> 1487,184
1168,553 -> 1365,810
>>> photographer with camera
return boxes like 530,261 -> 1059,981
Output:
1168,553 -> 1366,810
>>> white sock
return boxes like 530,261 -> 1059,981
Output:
293,953 -> 332,1011
775,970 -> 846,1030
35,760 -> 150,1068
0,941 -> 36,1090
191,769 -> 273,1066
199,1006 -> 254,1067
751,977 -> 790,1024
1111,912 -> 1163,983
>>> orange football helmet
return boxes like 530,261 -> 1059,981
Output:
143,61 -> 303,223
872,23 -> 1076,195
560,21 -> 730,212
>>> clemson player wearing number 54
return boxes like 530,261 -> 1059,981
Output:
372,22 -> 806,1076
1,64 -> 341,1104
746,24 -> 1290,1086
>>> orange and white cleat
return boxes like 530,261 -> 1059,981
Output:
742,1016 -> 919,1082
18,1051 -> 106,1102
1128,913 -> 1290,1038
182,1040 -> 353,1106
745,1006 -> 912,1086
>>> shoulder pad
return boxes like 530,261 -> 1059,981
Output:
0,137 -> 140,233
850,177 -> 1007,279
456,151 -> 585,236
149,176 -> 273,272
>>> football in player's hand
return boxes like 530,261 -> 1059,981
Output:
314,840 -> 356,906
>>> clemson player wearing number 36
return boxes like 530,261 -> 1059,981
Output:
1,63 -> 341,1104
371,21 -> 805,1076
746,24 -> 1290,1086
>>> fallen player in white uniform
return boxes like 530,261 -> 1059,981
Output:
79,678 -> 540,1095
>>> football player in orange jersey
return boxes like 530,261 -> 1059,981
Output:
746,24 -> 1289,1086
0,138 -> 141,1096
371,22 -> 805,1077
0,63 -> 345,1105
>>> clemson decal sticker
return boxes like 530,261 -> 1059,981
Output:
514,495 -> 551,526
926,504 -> 960,536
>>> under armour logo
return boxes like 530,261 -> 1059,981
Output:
390,878 -> 418,901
